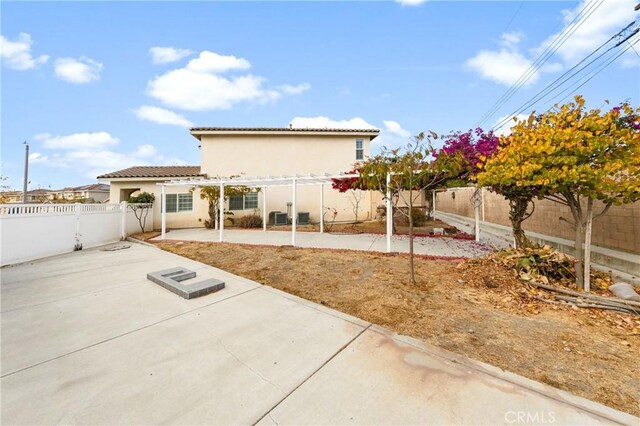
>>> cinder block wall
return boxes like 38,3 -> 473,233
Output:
435,188 -> 639,255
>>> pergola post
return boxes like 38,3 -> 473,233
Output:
219,182 -> 224,243
432,189 -> 436,221
262,186 -> 267,232
161,184 -> 166,240
386,172 -> 392,253
319,183 -> 324,234
292,177 -> 297,246
474,188 -> 480,242
481,187 -> 485,222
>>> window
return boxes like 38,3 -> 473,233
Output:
164,193 -> 193,213
356,139 -> 364,160
229,192 -> 259,211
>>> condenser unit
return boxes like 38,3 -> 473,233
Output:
297,212 -> 310,225
268,211 -> 282,225
274,212 -> 288,226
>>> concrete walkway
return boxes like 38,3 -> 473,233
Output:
1,243 -> 637,425
154,227 -> 503,258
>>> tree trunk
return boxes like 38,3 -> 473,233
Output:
208,200 -> 217,229
574,218 -> 585,290
583,198 -> 594,292
509,197 -> 532,249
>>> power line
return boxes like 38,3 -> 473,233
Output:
492,21 -> 639,132
546,37 -> 640,110
475,0 -> 605,128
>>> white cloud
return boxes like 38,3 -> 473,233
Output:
133,144 -> 158,157
466,0 -> 636,86
499,32 -> 524,49
540,0 -> 636,64
31,130 -> 186,179
0,33 -> 49,70
54,56 -> 103,83
290,116 -> 378,129
147,50 -> 309,111
277,83 -> 311,95
149,46 -> 193,64
395,0 -> 428,6
133,105 -> 194,127
28,152 -> 48,163
494,113 -> 528,136
35,132 -> 119,150
382,120 -> 412,138
466,48 -> 535,86
185,51 -> 251,73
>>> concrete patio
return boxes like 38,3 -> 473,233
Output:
1,242 -> 637,425
154,227 -> 509,258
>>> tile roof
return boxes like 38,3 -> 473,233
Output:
97,166 -> 202,179
190,127 -> 380,135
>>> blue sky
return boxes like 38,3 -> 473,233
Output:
2,0 -> 639,190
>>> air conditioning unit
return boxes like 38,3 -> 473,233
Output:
268,211 -> 282,225
274,212 -> 288,226
297,212 -> 310,225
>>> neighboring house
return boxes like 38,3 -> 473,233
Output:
98,127 -> 380,229
49,184 -> 111,203
0,189 -> 52,203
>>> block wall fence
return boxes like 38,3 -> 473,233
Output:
435,188 -> 639,255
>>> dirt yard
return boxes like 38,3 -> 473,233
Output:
154,240 -> 640,416
230,219 -> 472,238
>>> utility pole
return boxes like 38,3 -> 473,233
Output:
22,141 -> 29,204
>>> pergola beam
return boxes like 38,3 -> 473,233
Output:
159,173 -> 370,249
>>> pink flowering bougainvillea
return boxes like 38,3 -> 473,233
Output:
435,128 -> 499,180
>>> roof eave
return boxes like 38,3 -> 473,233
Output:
189,128 -> 380,140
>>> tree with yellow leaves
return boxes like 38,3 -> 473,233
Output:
478,96 -> 639,290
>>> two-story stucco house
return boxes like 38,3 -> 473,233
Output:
98,127 -> 379,229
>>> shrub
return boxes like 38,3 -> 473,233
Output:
238,213 -> 263,228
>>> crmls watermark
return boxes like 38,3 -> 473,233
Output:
504,411 -> 556,424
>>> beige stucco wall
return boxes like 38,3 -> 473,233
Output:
108,180 -> 208,229
435,187 -> 640,255
198,133 -> 375,224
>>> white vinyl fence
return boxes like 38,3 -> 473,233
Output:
0,202 -> 154,266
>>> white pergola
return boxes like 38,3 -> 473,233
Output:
159,174 -> 482,252
159,173 -> 395,252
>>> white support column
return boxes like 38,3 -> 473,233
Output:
161,185 -> 166,240
319,184 -> 324,234
474,188 -> 480,242
432,190 -> 436,220
481,187 -> 485,222
219,182 -> 224,243
262,186 -> 267,232
292,178 -> 297,246
120,201 -> 127,240
386,172 -> 392,253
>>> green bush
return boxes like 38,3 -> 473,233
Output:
238,213 -> 263,228
129,192 -> 155,203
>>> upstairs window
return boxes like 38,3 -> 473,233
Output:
356,139 -> 364,160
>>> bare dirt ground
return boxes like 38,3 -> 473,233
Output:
151,240 -> 639,416
230,219 -> 473,238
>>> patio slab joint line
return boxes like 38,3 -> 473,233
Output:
0,286 -> 261,379
252,323 -> 372,426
